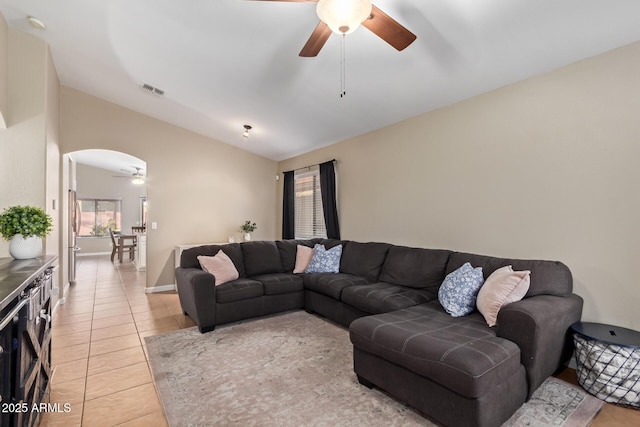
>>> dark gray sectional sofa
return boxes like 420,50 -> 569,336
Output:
175,239 -> 583,427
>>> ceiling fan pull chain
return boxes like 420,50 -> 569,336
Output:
340,33 -> 346,98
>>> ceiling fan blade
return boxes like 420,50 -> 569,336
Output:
361,5 -> 416,51
299,21 -> 332,57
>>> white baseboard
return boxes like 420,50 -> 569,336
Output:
145,284 -> 177,293
78,251 -> 111,257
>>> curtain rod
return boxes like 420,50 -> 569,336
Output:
283,159 -> 336,174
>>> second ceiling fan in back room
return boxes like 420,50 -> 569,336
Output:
113,167 -> 145,185
251,0 -> 416,57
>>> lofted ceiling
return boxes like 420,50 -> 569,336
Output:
1,0 -> 640,161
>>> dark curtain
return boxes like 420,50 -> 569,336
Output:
319,161 -> 341,239
282,170 -> 295,239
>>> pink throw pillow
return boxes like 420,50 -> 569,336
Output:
476,265 -> 530,327
197,251 -> 239,285
293,245 -> 314,274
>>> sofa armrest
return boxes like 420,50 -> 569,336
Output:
175,267 -> 217,333
496,293 -> 583,398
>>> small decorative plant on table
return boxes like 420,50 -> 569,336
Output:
0,205 -> 53,259
239,220 -> 257,242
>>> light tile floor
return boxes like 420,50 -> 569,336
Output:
40,254 -> 195,426
39,255 -> 640,426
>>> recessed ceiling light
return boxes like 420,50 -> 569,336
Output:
27,16 -> 46,30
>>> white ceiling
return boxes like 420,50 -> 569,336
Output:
69,150 -> 146,176
2,0 -> 640,161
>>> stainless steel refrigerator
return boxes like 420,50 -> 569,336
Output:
68,190 -> 80,285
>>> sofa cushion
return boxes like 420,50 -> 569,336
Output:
477,265 -> 530,327
438,262 -> 484,317
378,246 -> 451,290
349,302 -> 522,399
341,283 -> 433,314
276,239 -> 318,273
197,251 -> 239,285
446,252 -> 572,297
319,238 -> 347,249
215,278 -> 263,303
181,243 -> 246,277
241,241 -> 284,276
340,242 -> 392,283
303,273 -> 369,300
251,273 -> 304,295
305,244 -> 343,273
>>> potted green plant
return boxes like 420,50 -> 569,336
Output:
0,205 -> 53,259
239,220 -> 257,241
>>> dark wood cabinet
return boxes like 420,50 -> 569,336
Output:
0,257 -> 56,427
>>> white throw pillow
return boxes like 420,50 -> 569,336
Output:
476,265 -> 530,327
293,245 -> 314,274
197,250 -> 239,285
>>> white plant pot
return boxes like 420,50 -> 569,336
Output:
9,235 -> 43,259
244,233 -> 251,242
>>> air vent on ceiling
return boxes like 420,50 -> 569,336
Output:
140,82 -> 165,97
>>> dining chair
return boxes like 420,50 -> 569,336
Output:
109,228 -> 136,263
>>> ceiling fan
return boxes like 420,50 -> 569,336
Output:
252,0 -> 416,57
113,167 -> 145,185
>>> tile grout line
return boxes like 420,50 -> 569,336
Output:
81,255 -> 99,426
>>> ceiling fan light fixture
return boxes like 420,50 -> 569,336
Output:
131,176 -> 145,185
316,0 -> 372,35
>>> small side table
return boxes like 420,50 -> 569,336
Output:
570,322 -> 640,408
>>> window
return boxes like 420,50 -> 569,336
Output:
77,199 -> 122,237
294,168 -> 327,239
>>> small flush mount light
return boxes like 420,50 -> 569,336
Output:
27,16 -> 47,30
242,124 -> 252,139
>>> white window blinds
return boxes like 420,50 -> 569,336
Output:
294,167 -> 327,239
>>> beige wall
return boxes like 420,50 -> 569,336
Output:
279,41 -> 640,330
60,88 -> 278,289
0,28 -> 50,252
45,47 -> 60,261
0,24 -> 61,306
0,14 -> 7,129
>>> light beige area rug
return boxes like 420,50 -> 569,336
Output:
145,311 -> 603,427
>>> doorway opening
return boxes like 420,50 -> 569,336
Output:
61,150 -> 147,298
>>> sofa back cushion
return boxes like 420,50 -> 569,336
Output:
276,239 -> 319,272
379,246 -> 452,290
241,241 -> 284,276
340,241 -> 392,283
319,238 -> 347,250
180,243 -> 246,277
446,252 -> 572,297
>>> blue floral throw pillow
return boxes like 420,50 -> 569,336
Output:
305,244 -> 342,274
438,262 -> 485,317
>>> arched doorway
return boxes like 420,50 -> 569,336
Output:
61,149 -> 147,298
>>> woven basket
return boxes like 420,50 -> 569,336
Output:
573,334 -> 640,408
